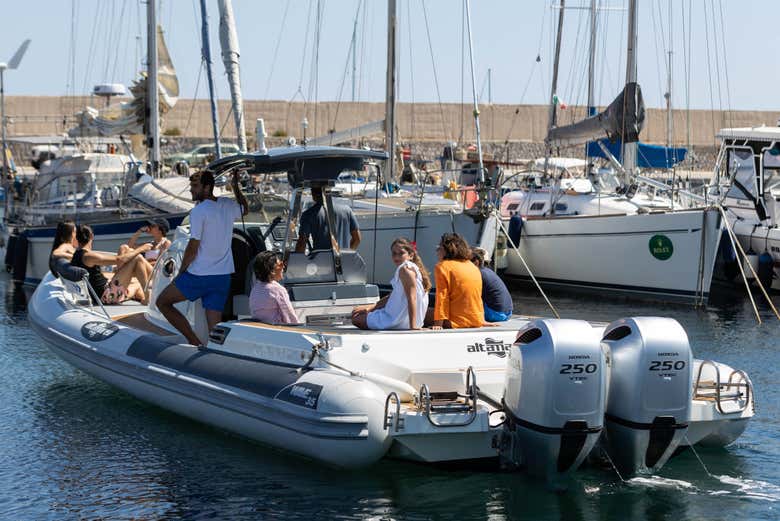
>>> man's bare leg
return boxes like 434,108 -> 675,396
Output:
156,283 -> 202,346
205,309 -> 222,337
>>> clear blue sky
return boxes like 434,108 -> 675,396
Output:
0,0 -> 776,112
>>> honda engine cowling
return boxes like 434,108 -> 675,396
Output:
500,319 -> 606,480
600,317 -> 693,474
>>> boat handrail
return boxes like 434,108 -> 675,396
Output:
693,360 -> 751,414
415,367 -> 478,428
383,392 -> 403,433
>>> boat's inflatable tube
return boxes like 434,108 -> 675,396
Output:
28,275 -> 392,468
601,317 -> 692,474
500,319 -> 606,480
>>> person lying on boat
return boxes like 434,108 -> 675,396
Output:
118,218 -> 171,267
71,224 -> 153,305
295,186 -> 361,253
156,169 -> 249,347
351,238 -> 431,330
471,247 -> 513,322
249,251 -> 298,325
50,220 -> 78,262
431,233 -> 484,329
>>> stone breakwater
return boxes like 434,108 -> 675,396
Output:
6,96 -> 780,149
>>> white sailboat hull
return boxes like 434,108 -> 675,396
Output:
503,208 -> 722,302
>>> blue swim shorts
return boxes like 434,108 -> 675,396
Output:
484,305 -> 512,322
175,271 -> 231,312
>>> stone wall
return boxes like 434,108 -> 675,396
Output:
5,95 -> 779,165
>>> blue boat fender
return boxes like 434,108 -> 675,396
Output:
758,251 -> 774,290
507,213 -> 524,247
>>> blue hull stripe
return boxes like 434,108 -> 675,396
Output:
20,213 -> 188,239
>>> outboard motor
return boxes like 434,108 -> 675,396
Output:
601,317 -> 693,475
500,319 -> 606,481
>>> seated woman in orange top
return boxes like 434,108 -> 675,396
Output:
432,233 -> 484,329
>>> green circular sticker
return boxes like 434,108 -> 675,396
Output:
649,235 -> 673,260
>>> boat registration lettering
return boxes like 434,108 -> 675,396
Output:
649,235 -> 674,260
277,382 -> 323,409
81,321 -> 120,342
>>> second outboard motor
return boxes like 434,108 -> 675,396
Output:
500,319 -> 606,481
601,317 -> 693,475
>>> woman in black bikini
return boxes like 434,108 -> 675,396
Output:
71,225 -> 153,305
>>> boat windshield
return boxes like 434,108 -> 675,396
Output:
762,147 -> 780,193
725,148 -> 758,201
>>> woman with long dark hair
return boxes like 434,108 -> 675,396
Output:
70,224 -> 153,304
352,237 -> 430,330
431,233 -> 483,329
50,220 -> 77,260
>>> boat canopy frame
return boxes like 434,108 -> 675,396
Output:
203,146 -> 388,296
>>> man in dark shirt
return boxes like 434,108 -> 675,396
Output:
295,186 -> 361,252
471,247 -> 513,322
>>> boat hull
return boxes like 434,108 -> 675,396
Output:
503,208 -> 722,302
29,276 -> 391,468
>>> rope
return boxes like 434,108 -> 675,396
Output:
420,0 -> 451,144
718,205 -> 780,322
182,63 -> 204,137
718,206 -> 761,324
329,1 -> 363,136
496,215 -> 560,319
263,0 -> 291,100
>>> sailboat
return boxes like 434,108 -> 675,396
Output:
498,0 -> 722,304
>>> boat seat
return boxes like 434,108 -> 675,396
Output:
233,267 -> 256,319
51,257 -> 92,305
284,250 -> 337,284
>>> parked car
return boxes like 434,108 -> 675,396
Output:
165,143 -> 240,167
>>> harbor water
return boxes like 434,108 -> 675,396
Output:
1,274 -> 778,520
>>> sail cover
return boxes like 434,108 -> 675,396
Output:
586,139 -> 687,169
546,82 -> 645,148
69,26 -> 179,138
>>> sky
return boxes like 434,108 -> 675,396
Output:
0,0 -> 777,112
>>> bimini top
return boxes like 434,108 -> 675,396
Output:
204,146 -> 388,186
717,126 -> 780,143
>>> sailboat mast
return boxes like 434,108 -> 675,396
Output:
548,0 -> 565,133
147,0 -> 161,177
351,11 -> 359,103
464,0 -> 485,183
543,0 -> 565,176
199,0 -> 222,159
587,0 -> 597,117
218,0 -> 247,153
622,0 -> 638,184
384,0 -> 397,183
665,0 -> 673,148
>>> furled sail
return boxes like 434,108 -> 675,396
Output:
546,82 -> 645,148
69,26 -> 179,137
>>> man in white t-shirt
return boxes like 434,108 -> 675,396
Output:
156,169 -> 248,346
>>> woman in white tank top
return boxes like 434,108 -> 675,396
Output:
352,238 -> 431,330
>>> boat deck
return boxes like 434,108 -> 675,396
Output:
113,311 -> 175,336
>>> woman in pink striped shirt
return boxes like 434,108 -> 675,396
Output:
249,251 -> 298,324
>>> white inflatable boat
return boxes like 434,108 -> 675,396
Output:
29,147 -> 754,482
